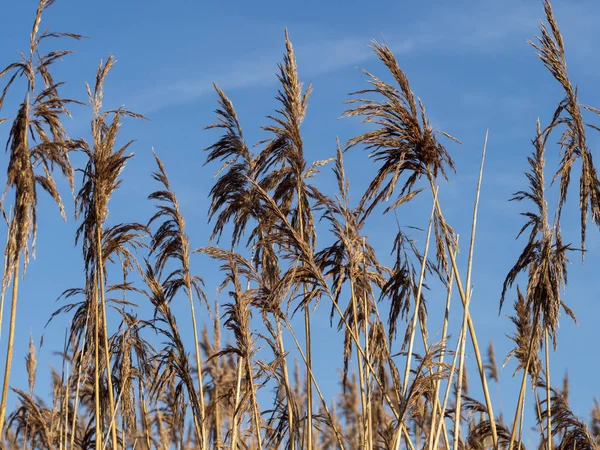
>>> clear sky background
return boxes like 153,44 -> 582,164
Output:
1,0 -> 600,445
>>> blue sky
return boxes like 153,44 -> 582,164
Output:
1,0 -> 600,444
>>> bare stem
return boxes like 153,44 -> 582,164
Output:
0,260 -> 19,433
452,130 -> 488,450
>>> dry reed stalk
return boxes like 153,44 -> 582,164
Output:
348,278 -> 368,450
139,381 -> 152,450
392,191 -> 436,450
247,354 -> 263,450
0,0 -> 81,428
276,319 -> 296,449
432,330 -> 464,450
0,253 -> 20,432
4,2 -> 600,449
213,298 -> 224,449
545,330 -> 552,450
22,333 -> 38,449
58,329 -> 69,450
452,130 -> 488,450
401,190 -> 436,398
148,152 -> 208,449
96,228 -> 119,447
250,175 -> 422,450
142,262 -> 204,445
410,260 -> 453,450
429,266 -> 455,450
530,0 -> 600,259
231,356 -> 243,449
502,118 -> 573,450
0,210 -> 11,341
249,177 -> 401,416
94,276 -> 102,449
103,376 -> 126,450
360,239 -> 374,450
434,193 -> 499,448
283,321 -> 346,450
74,55 -> 146,447
507,312 -> 540,450
252,31 -> 321,449
343,38 -> 498,447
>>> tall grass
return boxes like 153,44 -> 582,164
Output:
0,0 -> 599,449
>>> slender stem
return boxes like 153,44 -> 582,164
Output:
433,188 -> 499,449
103,379 -> 126,450
545,330 -> 552,450
393,192 -> 436,450
285,321 -> 346,450
452,289 -> 471,450
0,260 -> 20,433
246,353 -> 263,449
534,387 -> 545,438
323,269 -> 416,450
508,314 -> 541,450
64,372 -> 70,450
61,333 -> 70,450
453,130 -> 488,450
70,315 -> 89,450
350,278 -> 368,449
94,268 -> 102,449
511,354 -> 532,450
414,289 -> 452,450
96,227 -> 119,448
360,244 -> 373,450
139,382 -> 152,450
214,298 -> 223,450
303,303 -> 313,449
186,279 -> 207,450
276,318 -> 296,450
296,182 -> 313,450
231,355 -> 243,450
403,191 -> 437,397
518,386 -> 527,448
0,212 -> 11,341
429,268 -> 454,450
433,326 -> 464,450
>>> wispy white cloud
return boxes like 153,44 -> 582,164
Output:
129,36 -> 407,114
129,0 -> 597,115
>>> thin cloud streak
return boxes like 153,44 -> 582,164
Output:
129,36 -> 403,114
129,1 -> 590,115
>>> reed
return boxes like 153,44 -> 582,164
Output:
0,1 -> 599,449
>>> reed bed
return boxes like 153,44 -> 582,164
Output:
0,1 -> 598,449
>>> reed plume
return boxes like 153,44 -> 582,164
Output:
148,151 -> 209,449
0,0 -> 83,431
530,0 -> 600,257
74,56 -> 146,447
0,2 -> 599,450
